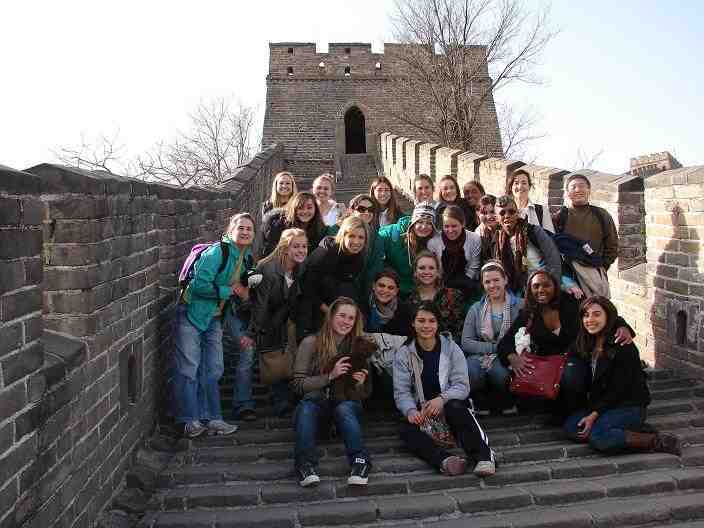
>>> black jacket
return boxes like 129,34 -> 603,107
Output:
297,237 -> 365,337
259,209 -> 327,259
248,258 -> 303,351
497,295 -> 633,367
585,338 -> 651,414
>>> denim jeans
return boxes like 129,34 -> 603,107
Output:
564,406 -> 645,453
225,310 -> 256,417
294,399 -> 369,469
170,304 -> 224,423
271,379 -> 291,416
466,357 -> 512,410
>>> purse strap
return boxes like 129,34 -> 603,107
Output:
409,345 -> 427,406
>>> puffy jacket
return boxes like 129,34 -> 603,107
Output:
183,236 -> 254,332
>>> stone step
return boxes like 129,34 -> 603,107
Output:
156,425 -> 702,489
141,478 -> 704,527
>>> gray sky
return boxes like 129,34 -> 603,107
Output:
1,0 -> 701,175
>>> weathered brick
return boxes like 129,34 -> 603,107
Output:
1,342 -> 44,386
0,261 -> 25,295
0,229 -> 42,259
0,322 -> 23,359
378,493 -> 455,520
452,487 -> 532,513
0,382 -> 27,422
298,500 -> 376,526
526,480 -> 605,505
1,287 -> 42,322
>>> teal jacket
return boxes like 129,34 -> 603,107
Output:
184,236 -> 254,332
378,216 -> 414,298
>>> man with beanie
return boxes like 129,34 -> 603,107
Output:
553,174 -> 618,298
379,202 -> 437,299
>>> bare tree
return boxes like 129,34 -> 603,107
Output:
573,147 -> 604,171
388,0 -> 555,155
53,129 -> 131,174
138,97 -> 257,187
498,102 -> 544,161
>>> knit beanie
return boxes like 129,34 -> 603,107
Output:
410,202 -> 436,229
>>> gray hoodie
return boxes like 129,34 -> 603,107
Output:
393,334 -> 470,418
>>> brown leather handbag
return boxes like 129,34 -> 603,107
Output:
509,353 -> 567,400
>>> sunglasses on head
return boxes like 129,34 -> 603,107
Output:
355,205 -> 375,214
498,209 -> 517,217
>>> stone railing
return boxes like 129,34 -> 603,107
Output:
0,145 -> 282,527
379,132 -> 704,376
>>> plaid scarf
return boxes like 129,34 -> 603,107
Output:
479,296 -> 514,343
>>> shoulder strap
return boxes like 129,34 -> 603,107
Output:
535,204 -> 544,227
217,241 -> 230,277
589,205 -> 609,243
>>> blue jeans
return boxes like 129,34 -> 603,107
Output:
294,399 -> 369,469
225,310 -> 256,417
564,406 -> 645,453
466,357 -> 512,409
170,304 -> 224,423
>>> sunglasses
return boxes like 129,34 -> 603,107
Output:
355,205 -> 375,214
498,209 -> 517,217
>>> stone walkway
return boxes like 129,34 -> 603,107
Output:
128,368 -> 704,527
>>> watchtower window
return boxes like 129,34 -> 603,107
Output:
287,66 -> 294,76
344,106 -> 366,154
676,310 -> 687,346
344,66 -> 351,76
287,47 -> 294,54
345,47 -> 351,54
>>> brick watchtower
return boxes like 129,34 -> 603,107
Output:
261,42 -> 503,183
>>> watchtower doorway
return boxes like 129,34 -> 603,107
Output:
344,106 -> 366,154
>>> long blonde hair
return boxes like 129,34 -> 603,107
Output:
259,228 -> 307,268
315,297 -> 363,374
334,216 -> 368,255
270,171 -> 298,208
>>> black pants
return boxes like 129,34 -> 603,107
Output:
399,399 -> 493,470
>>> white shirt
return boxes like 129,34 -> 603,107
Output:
519,201 -> 555,234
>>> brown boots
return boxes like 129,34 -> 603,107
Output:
624,430 -> 682,456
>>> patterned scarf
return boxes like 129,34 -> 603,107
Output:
479,296 -> 514,343
495,219 -> 529,294
441,230 -> 467,279
367,292 -> 399,331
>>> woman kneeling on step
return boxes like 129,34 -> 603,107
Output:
291,297 -> 373,487
564,296 -> 681,456
394,302 -> 496,477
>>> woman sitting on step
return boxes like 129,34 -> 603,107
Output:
260,191 -> 329,259
564,296 -> 681,456
394,301 -> 496,477
292,297 -> 372,487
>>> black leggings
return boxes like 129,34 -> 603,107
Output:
399,399 -> 493,470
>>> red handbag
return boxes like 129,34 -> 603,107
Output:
509,353 -> 567,400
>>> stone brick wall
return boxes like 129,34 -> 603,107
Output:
379,132 -> 704,372
0,144 -> 281,528
262,42 -> 503,181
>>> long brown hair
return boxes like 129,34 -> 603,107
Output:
314,297 -> 363,373
270,171 -> 298,208
370,176 -> 401,223
437,175 -> 462,203
574,296 -> 620,361
283,191 -> 324,243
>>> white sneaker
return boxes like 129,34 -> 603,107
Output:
206,419 -> 239,436
473,460 -> 496,477
183,421 -> 207,438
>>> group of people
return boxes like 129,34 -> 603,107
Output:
168,169 -> 682,488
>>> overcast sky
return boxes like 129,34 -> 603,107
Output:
1,0 -> 701,175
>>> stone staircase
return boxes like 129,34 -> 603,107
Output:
130,367 -> 704,528
335,154 -> 380,206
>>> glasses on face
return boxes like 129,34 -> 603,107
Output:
375,187 -> 391,194
355,205 -> 375,214
498,209 -> 517,217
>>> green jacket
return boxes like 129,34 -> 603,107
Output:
378,216 -> 414,298
183,236 -> 254,331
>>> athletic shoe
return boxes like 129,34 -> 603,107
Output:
501,405 -> 518,416
440,455 -> 466,476
182,421 -> 207,439
473,460 -> 496,477
206,419 -> 239,436
347,458 -> 371,485
297,465 -> 321,487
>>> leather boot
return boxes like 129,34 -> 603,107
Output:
625,431 -> 681,456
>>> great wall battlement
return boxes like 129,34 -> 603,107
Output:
379,132 -> 704,377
